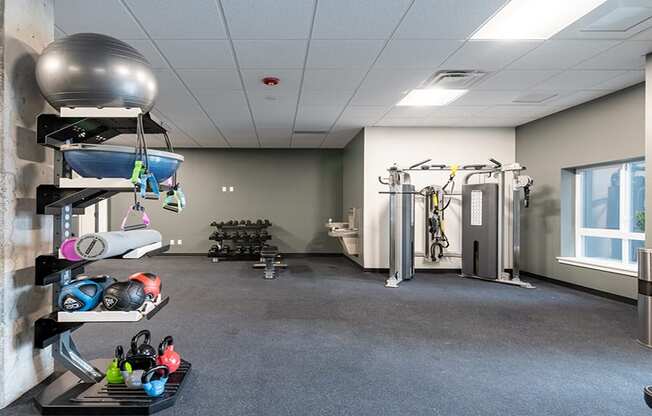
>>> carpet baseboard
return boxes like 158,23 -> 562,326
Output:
158,252 -> 343,257
363,267 -> 461,274
521,271 -> 636,305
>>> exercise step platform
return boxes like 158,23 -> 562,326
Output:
35,358 -> 191,415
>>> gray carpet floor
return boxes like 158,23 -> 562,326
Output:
3,256 -> 652,415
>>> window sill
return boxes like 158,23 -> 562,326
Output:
556,257 -> 637,277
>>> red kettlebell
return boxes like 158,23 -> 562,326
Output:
156,336 -> 180,373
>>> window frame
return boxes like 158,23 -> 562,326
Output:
573,160 -> 644,270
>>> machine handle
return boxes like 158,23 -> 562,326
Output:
378,176 -> 389,185
408,159 -> 432,169
489,158 -> 502,168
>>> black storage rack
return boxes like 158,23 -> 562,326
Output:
33,112 -> 191,415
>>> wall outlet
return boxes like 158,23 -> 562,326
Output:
222,186 -> 227,192
177,239 -> 182,245
169,239 -> 175,245
229,186 -> 234,192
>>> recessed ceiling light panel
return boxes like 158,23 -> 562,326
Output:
397,89 -> 468,107
472,0 -> 608,40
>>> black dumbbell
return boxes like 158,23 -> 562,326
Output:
264,219 -> 271,226
210,221 -> 218,227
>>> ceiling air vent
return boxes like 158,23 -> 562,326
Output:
293,130 -> 328,135
421,70 -> 487,89
513,92 -> 558,104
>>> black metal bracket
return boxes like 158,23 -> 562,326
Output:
37,112 -> 167,149
34,313 -> 83,349
37,184 -> 127,215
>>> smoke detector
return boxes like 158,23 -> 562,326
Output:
262,77 -> 280,86
421,70 -> 487,89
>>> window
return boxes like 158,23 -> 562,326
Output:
574,160 -> 645,270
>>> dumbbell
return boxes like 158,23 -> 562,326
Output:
252,246 -> 261,256
260,231 -> 270,241
209,231 -> 219,241
256,219 -> 263,225
263,219 -> 271,226
239,220 -> 246,225
246,220 -> 252,225
210,221 -> 218,227
234,246 -> 244,255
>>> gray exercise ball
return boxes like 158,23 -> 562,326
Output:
36,33 -> 157,112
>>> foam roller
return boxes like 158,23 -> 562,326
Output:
74,230 -> 162,260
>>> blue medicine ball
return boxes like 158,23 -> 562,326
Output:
58,279 -> 103,312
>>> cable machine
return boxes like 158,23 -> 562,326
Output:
379,158 -> 534,289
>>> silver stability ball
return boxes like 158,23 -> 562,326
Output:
36,33 -> 158,112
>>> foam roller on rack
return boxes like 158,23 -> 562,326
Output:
75,230 -> 162,260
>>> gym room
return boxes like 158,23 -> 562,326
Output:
2,0 -> 652,414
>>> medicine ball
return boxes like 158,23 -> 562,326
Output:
102,281 -> 146,311
128,272 -> 162,301
58,279 -> 103,312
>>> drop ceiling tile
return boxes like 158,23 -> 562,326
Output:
177,69 -> 242,93
292,133 -> 327,148
360,69 -> 432,91
312,0 -> 412,39
195,90 -> 254,128
336,106 -> 388,126
575,41 -> 652,70
124,0 -> 226,39
227,136 -> 260,148
395,0 -> 508,40
476,70 -> 560,90
241,69 -> 303,97
258,128 -> 293,147
156,40 -> 235,69
509,40 -> 619,70
234,40 -> 307,69
350,88 -> 407,106
295,105 -> 343,130
426,106 -> 488,118
375,118 -> 434,127
127,40 -> 168,69
55,0 -> 147,39
532,70 -> 626,91
302,69 -> 367,91
476,106 -> 550,119
383,106 -> 437,119
307,40 -> 385,69
593,70 -> 644,90
442,40 -> 542,71
249,97 -> 296,129
221,0 -> 314,39
451,90 -> 522,106
375,40 -> 463,69
173,113 -> 229,147
300,90 -> 353,106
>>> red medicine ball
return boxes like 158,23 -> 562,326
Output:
128,272 -> 161,301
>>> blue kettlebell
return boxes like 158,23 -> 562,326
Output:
141,365 -> 169,397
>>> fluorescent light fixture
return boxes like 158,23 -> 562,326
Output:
472,0 -> 608,40
397,88 -> 468,106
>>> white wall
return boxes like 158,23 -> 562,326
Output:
363,127 -> 516,269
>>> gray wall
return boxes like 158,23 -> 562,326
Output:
110,149 -> 343,254
342,130 -> 364,264
516,85 -> 645,299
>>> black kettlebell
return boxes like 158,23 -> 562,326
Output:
126,330 -> 157,369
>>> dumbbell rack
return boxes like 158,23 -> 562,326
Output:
208,220 -> 272,261
32,111 -> 191,415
